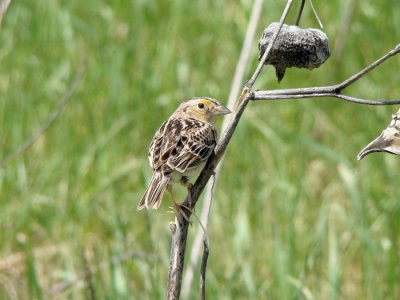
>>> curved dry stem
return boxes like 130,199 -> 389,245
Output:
181,0 -> 264,297
252,90 -> 400,105
167,0 -> 296,296
336,44 -> 400,90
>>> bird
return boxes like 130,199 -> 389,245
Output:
138,97 -> 231,213
357,108 -> 400,160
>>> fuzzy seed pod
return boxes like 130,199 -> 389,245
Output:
259,22 -> 330,82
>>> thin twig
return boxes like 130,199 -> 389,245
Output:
181,0 -> 264,297
0,0 -> 12,29
337,44 -> 400,90
198,174 -> 216,300
252,90 -> 400,105
166,1 -> 295,299
0,63 -> 86,169
246,0 -> 294,90
199,238 -> 209,300
295,0 -> 323,29
309,0 -> 323,29
83,251 -> 96,300
295,0 -> 305,26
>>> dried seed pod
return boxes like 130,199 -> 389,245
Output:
258,22 -> 330,82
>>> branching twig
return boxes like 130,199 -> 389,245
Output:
338,44 -> 400,90
166,1 -> 295,299
251,44 -> 400,104
252,90 -> 400,105
0,63 -> 86,169
166,3 -> 399,300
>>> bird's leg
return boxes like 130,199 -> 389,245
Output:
180,177 -> 194,209
167,185 -> 191,223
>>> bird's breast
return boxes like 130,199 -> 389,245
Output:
170,162 -> 206,183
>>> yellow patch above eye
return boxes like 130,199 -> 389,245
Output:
200,99 -> 213,106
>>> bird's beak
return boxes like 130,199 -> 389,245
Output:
212,104 -> 231,116
357,128 -> 400,160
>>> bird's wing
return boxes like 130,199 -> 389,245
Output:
148,118 -> 216,173
167,118 -> 217,173
148,119 -> 178,171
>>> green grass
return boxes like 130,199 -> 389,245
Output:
1,0 -> 400,299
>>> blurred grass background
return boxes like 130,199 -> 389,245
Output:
0,0 -> 400,299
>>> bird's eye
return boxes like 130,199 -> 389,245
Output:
198,103 -> 205,109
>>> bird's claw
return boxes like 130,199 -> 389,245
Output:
169,203 -> 192,224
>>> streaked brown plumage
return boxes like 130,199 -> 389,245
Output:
358,108 -> 400,160
138,97 -> 231,210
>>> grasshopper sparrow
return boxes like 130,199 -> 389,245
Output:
138,97 -> 231,211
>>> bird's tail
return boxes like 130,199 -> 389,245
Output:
138,172 -> 170,210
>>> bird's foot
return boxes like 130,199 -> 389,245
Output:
186,183 -> 193,209
168,202 -> 192,224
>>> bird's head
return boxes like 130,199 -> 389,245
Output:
177,97 -> 231,123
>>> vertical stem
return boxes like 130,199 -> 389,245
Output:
246,0 -> 294,89
199,239 -> 209,300
166,1 -> 295,299
167,218 -> 190,300
166,95 -> 250,300
181,1 -> 264,295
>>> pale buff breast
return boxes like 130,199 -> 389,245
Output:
169,161 -> 207,184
